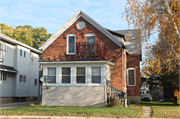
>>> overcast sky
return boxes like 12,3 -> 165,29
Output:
0,0 -> 132,34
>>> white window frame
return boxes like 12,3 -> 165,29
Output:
24,51 -> 27,58
127,68 -> 136,86
19,75 -> 27,83
1,72 -> 8,81
67,34 -> 76,55
48,67 -> 56,83
62,67 -> 71,84
76,67 -> 86,84
91,67 -> 101,84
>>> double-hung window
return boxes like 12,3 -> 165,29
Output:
127,68 -> 135,86
62,68 -> 71,83
48,68 -> 56,83
92,67 -> 101,83
20,49 -> 27,58
19,75 -> 26,82
67,34 -> 76,55
1,72 -> 7,81
76,67 -> 85,83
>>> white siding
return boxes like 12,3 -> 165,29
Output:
42,86 -> 106,106
16,45 -> 30,97
0,43 -> 15,67
0,73 -> 15,97
29,52 -> 39,96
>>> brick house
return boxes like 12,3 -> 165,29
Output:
39,11 -> 141,106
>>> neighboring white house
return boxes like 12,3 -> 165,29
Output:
0,32 -> 42,103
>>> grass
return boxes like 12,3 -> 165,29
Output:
130,101 -> 180,118
0,101 -> 179,118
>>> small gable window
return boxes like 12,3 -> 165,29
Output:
127,68 -> 136,86
67,34 -> 76,55
85,33 -> 95,44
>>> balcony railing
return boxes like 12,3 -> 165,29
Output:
76,41 -> 106,60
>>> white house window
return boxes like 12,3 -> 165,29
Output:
20,49 -> 27,58
92,67 -> 101,83
4,44 -> 8,53
76,67 -> 85,83
127,68 -> 135,86
48,68 -> 56,83
62,68 -> 71,83
1,72 -> 7,81
34,79 -> 37,85
19,75 -> 26,82
67,34 -> 76,54
24,51 -> 27,58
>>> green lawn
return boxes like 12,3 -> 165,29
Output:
130,101 -> 180,118
0,101 -> 179,118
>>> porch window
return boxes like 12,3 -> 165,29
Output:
67,34 -> 76,55
92,67 -> 101,83
62,68 -> 71,83
48,68 -> 56,83
1,72 -> 7,81
127,68 -> 135,86
76,67 -> 85,83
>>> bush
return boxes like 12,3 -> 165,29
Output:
107,98 -> 123,108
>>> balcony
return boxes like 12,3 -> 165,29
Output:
75,41 -> 106,60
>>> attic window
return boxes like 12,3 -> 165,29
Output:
67,34 -> 76,55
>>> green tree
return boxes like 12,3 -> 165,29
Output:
0,23 -> 52,49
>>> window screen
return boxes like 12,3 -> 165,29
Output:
92,67 -> 101,83
48,68 -> 56,83
62,68 -> 70,83
76,67 -> 85,83
128,69 -> 135,85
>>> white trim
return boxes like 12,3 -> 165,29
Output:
0,33 -> 42,54
127,68 -> 136,86
42,64 -> 109,86
85,33 -> 95,37
66,34 -> 76,55
39,10 -> 123,51
39,60 -> 114,65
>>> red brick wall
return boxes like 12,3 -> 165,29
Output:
127,54 -> 140,96
42,16 -> 139,94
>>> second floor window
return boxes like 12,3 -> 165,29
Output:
1,72 -> 7,81
127,68 -> 135,86
67,34 -> 76,55
19,75 -> 26,82
20,49 -> 27,58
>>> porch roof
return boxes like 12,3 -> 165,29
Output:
39,60 -> 114,65
0,65 -> 18,73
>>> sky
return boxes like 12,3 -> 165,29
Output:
0,0 -> 131,34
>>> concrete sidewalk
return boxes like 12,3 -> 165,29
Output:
0,101 -> 37,110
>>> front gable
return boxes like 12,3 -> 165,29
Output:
42,16 -> 122,62
39,10 -> 123,51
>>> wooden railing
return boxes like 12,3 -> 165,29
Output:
76,41 -> 106,60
